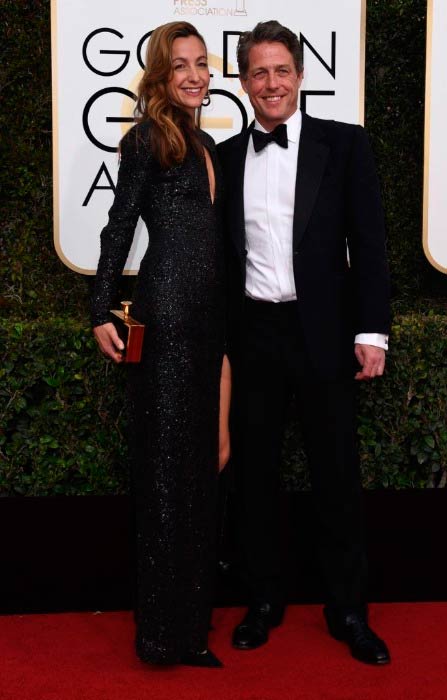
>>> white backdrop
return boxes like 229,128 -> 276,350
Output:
51,0 -> 365,274
424,0 -> 447,274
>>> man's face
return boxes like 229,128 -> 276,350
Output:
240,41 -> 303,131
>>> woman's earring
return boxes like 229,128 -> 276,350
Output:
202,91 -> 211,107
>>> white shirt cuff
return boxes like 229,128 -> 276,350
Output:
354,333 -> 389,350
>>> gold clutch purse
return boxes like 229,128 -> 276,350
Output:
110,301 -> 145,363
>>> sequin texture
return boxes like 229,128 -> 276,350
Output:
91,122 -> 225,664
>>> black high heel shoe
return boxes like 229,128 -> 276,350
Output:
180,649 -> 223,668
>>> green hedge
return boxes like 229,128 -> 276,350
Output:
1,314 -> 446,496
1,0 -> 446,494
0,320 -> 128,496
284,312 -> 447,491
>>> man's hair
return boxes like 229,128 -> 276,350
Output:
237,20 -> 303,78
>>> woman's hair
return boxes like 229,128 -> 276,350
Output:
135,21 -> 207,169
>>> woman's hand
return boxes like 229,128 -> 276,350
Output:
218,354 -> 232,472
93,322 -> 125,363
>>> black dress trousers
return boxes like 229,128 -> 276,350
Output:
232,297 -> 368,609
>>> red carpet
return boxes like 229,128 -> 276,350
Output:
0,604 -> 445,700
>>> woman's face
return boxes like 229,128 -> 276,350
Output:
168,36 -> 210,116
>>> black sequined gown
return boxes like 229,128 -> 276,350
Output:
91,122 -> 225,664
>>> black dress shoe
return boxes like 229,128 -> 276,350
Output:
324,608 -> 390,665
180,649 -> 223,668
233,602 -> 285,650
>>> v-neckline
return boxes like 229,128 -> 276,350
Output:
203,146 -> 216,206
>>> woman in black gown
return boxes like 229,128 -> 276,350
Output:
91,21 -> 230,668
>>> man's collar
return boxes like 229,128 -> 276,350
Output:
254,109 -> 301,143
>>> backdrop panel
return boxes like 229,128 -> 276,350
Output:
424,0 -> 447,274
51,0 -> 365,273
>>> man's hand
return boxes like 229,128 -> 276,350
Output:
354,344 -> 386,381
93,322 -> 125,363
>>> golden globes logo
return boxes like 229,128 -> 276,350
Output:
80,26 -> 336,207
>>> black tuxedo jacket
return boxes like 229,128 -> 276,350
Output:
217,112 -> 391,380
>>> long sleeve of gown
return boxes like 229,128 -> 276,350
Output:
91,126 -> 150,327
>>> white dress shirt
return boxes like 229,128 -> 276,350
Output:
243,109 -> 388,350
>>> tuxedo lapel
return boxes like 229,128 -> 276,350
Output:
227,125 -> 253,256
293,113 -> 330,250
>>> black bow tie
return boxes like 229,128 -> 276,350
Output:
252,124 -> 288,152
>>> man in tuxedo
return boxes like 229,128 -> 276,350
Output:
217,21 -> 391,664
